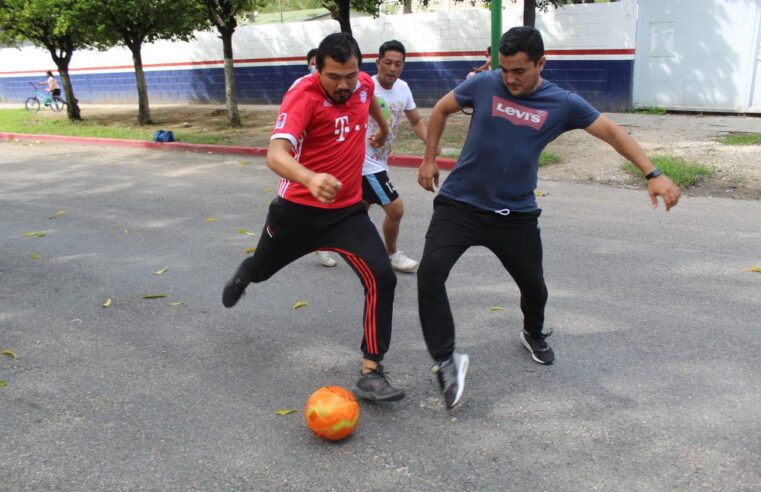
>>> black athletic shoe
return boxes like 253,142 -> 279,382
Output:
521,330 -> 554,365
432,352 -> 469,409
352,365 -> 405,402
222,275 -> 248,308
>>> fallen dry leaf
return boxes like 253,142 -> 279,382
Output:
276,409 -> 298,416
1,349 -> 17,359
0,380 -> 7,388
142,294 -> 167,299
102,298 -> 112,308
48,210 -> 65,220
239,160 -> 252,166
31,253 -> 42,260
236,228 -> 256,236
292,301 -> 308,310
749,267 -> 761,273
154,266 -> 169,275
21,231 -> 45,238
205,217 -> 217,223
244,246 -> 257,254
123,229 -> 130,235
168,301 -> 184,306
490,306 -> 506,312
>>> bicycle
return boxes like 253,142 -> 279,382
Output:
25,82 -> 65,113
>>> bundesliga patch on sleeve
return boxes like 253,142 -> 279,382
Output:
275,113 -> 287,129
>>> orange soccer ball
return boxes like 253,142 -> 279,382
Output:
304,386 -> 361,441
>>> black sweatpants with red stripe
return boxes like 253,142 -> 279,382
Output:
234,197 -> 396,362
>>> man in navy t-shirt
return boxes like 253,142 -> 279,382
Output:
417,27 -> 681,409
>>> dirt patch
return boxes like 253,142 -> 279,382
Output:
63,104 -> 761,200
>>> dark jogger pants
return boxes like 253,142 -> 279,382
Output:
235,197 -> 396,362
417,195 -> 548,363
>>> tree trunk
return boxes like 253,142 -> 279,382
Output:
403,0 -> 412,14
523,0 -> 536,27
57,68 -> 81,121
336,0 -> 352,34
130,44 -> 152,125
221,28 -> 241,127
47,43 -> 81,121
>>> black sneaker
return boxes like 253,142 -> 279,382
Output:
432,352 -> 469,409
521,330 -> 554,365
352,365 -> 405,402
222,275 -> 248,308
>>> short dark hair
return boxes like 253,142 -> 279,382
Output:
306,48 -> 318,64
316,33 -> 362,70
46,70 -> 53,77
378,40 -> 406,61
486,46 -> 491,55
499,26 -> 544,64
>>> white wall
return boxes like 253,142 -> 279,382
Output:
633,0 -> 761,113
0,1 -> 636,77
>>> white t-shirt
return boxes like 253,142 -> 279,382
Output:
363,75 -> 416,175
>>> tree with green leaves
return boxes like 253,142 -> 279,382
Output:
200,0 -> 266,127
524,0 -> 566,27
0,0 -> 100,121
95,0 -> 206,125
321,0 -> 383,35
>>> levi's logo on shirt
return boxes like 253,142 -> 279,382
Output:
492,96 -> 548,130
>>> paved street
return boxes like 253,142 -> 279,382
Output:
1,140 -> 759,490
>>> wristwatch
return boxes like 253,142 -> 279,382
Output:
645,168 -> 663,180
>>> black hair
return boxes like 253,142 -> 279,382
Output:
316,33 -> 362,70
378,40 -> 406,61
306,48 -> 318,64
486,46 -> 491,55
499,26 -> 544,64
46,70 -> 54,77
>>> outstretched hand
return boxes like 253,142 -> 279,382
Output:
307,173 -> 342,204
647,175 -> 681,211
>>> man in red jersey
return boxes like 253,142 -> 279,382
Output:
222,33 -> 405,402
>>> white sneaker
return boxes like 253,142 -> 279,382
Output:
315,251 -> 337,267
389,251 -> 418,272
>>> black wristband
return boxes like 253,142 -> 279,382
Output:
645,168 -> 663,180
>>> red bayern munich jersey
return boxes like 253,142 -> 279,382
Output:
271,71 -> 375,209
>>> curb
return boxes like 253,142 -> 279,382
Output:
0,132 -> 457,171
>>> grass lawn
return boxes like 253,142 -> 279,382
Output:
0,109 -> 230,145
623,155 -> 714,188
718,133 -> 761,146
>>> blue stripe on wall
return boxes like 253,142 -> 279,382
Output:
0,59 -> 633,112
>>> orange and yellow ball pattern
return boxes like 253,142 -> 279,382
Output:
304,386 -> 360,441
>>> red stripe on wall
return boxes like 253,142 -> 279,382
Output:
0,48 -> 635,75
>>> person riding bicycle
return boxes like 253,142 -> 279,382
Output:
39,71 -> 60,103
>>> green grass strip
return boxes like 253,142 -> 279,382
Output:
718,133 -> 761,146
0,109 -> 228,145
539,151 -> 562,167
623,155 -> 713,188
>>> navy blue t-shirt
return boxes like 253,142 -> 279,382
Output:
440,71 -> 600,212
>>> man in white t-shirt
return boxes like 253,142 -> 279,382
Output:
361,40 -> 429,272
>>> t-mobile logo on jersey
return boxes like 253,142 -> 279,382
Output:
334,115 -> 350,142
492,97 -> 548,130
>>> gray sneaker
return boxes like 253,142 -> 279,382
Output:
432,352 -> 469,409
352,365 -> 405,402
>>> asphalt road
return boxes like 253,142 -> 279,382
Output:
1,141 -> 759,491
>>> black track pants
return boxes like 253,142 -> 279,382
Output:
417,195 -> 548,363
235,198 -> 396,362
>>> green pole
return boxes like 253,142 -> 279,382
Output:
491,0 -> 502,69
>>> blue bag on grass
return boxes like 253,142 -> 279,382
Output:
153,130 -> 175,143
